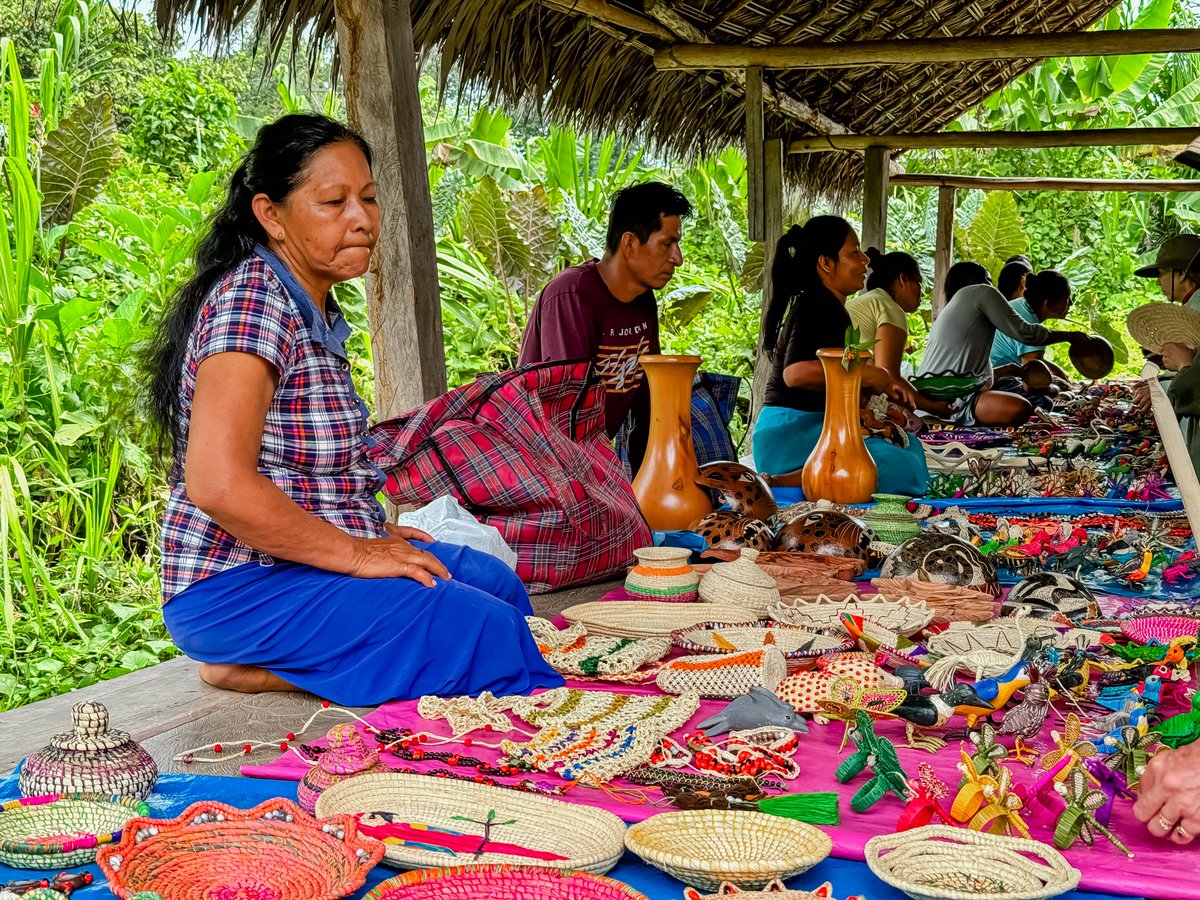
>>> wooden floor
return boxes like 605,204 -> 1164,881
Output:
0,580 -> 619,778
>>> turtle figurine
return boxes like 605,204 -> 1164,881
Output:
879,532 -> 1001,598
773,509 -> 875,562
695,461 -> 778,523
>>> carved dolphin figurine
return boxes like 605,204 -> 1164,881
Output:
697,686 -> 810,736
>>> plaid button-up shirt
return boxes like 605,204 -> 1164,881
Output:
160,246 -> 387,600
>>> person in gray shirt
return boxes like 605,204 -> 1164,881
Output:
917,262 -> 1085,426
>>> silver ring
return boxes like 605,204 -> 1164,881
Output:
1158,816 -> 1176,831
1176,824 -> 1192,840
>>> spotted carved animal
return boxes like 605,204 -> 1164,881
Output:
880,532 -> 1001,597
692,511 -> 774,551
695,462 -> 779,523
773,510 -> 875,561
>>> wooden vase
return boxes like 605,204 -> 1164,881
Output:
801,348 -> 878,504
631,354 -> 713,530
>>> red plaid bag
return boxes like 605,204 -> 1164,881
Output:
368,361 -> 650,593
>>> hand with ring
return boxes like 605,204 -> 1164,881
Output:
1132,743 -> 1200,845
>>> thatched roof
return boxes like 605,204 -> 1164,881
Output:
156,0 -> 1122,202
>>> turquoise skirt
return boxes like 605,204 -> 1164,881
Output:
751,405 -> 930,498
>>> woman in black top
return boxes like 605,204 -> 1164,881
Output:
752,216 -> 929,497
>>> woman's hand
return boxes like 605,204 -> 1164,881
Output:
1133,380 -> 1152,412
1162,341 -> 1197,371
347,534 -> 452,586
1132,742 -> 1200,844
886,377 -> 919,411
383,523 -> 436,543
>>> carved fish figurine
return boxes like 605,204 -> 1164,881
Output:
684,881 -> 861,900
698,686 -> 810,736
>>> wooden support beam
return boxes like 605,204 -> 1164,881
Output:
891,173 -> 1200,192
541,0 -> 675,40
750,138 -> 785,443
931,186 -> 954,320
861,146 -> 889,251
643,0 -> 849,135
789,126 -> 1200,153
655,28 -> 1200,70
335,0 -> 447,417
746,67 -> 765,242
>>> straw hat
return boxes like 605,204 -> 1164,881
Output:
1126,301 -> 1200,354
1134,234 -> 1200,277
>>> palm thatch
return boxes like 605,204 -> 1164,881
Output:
156,0 -> 1122,202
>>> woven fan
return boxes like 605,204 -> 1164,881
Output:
1126,302 -> 1200,354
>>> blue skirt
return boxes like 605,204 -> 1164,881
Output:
751,405 -> 930,498
162,541 -> 564,706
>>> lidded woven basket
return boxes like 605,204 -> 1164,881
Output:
698,549 -> 781,614
20,701 -> 157,800
297,724 -> 381,815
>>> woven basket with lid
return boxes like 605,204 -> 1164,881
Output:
698,549 -> 781,614
297,724 -> 382,815
19,701 -> 157,800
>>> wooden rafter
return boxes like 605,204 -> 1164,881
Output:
654,28 -> 1200,69
540,0 -> 674,40
789,127 -> 1200,153
891,173 -> 1200,192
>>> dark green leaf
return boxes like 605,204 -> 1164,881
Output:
39,94 -> 120,228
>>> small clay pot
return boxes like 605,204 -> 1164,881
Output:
773,509 -> 874,561
695,461 -> 778,522
693,511 -> 774,551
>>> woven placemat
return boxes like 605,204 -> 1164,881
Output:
561,601 -> 759,638
315,771 -> 626,874
365,865 -> 649,899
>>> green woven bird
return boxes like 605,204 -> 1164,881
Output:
1157,691 -> 1200,749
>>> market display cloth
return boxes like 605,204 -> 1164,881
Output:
243,676 -> 1193,899
769,487 -> 1184,515
0,770 -> 1111,900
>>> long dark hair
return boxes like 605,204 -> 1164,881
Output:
942,261 -> 992,305
997,257 -> 1033,300
143,114 -> 373,458
865,247 -> 920,293
1023,269 -> 1071,315
762,215 -> 853,354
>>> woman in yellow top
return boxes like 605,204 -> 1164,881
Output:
846,248 -> 923,379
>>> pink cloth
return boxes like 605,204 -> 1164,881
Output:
242,593 -> 1200,898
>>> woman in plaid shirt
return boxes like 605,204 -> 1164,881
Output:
143,114 -> 561,705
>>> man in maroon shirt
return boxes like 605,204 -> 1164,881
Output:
518,182 -> 692,473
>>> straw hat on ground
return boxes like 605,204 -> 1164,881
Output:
1126,302 -> 1200,354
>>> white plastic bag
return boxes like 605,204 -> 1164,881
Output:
394,495 -> 519,570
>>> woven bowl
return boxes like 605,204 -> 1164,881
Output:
769,594 -> 934,637
562,601 -> 758,639
672,623 -> 854,672
624,809 -> 831,890
365,865 -> 649,900
0,793 -> 149,868
315,771 -> 626,874
96,798 -> 383,900
871,578 -> 997,624
1121,615 -> 1200,645
865,825 -> 1081,900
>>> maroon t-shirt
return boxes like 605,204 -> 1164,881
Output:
519,260 -> 660,436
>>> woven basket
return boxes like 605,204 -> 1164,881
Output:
19,701 -> 157,800
96,798 -> 382,900
624,810 -> 831,891
864,825 -> 1081,900
562,601 -> 758,639
365,865 -> 649,900
1121,614 -> 1200,645
698,549 -> 781,614
672,624 -> 854,672
315,771 -> 626,874
769,594 -> 934,637
297,724 -> 382,815
0,793 -> 149,869
926,619 -> 1056,658
1126,301 -> 1200,354
776,580 -> 863,603
656,646 -> 787,698
625,547 -> 700,602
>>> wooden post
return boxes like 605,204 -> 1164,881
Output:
749,138 -> 784,451
334,0 -> 447,419
745,67 -> 765,242
861,146 -> 888,251
932,186 -> 955,319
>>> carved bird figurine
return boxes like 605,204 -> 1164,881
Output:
1156,690 -> 1200,749
998,660 -> 1056,762
1095,674 -> 1163,712
894,683 -> 994,729
954,659 -> 1032,725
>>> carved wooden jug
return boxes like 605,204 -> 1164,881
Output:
631,354 -> 713,530
801,348 -> 878,504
